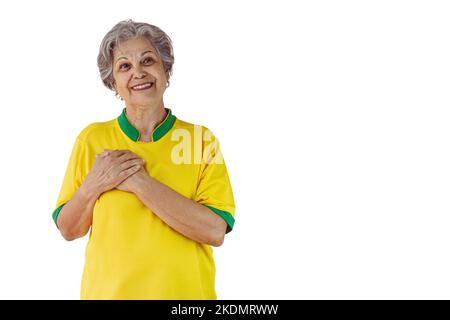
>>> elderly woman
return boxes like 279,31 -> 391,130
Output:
51,19 -> 235,300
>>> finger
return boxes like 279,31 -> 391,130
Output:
109,149 -> 130,158
100,149 -> 113,158
117,151 -> 142,162
119,164 -> 141,179
119,158 -> 145,171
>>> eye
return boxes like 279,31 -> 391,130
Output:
119,63 -> 130,71
143,57 -> 154,64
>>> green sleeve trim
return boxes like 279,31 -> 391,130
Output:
52,203 -> 65,227
206,205 -> 235,234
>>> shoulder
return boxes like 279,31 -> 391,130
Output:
76,119 -> 116,142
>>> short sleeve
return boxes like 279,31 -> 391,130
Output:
51,136 -> 87,227
194,128 -> 236,234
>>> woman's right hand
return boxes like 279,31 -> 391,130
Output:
84,149 -> 145,196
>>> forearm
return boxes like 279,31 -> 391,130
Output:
134,176 -> 226,246
57,181 -> 100,241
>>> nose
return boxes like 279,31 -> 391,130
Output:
133,65 -> 147,79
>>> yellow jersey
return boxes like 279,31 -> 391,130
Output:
52,108 -> 235,299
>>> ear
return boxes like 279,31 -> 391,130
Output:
165,71 -> 170,86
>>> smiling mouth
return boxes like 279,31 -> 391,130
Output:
130,82 -> 154,91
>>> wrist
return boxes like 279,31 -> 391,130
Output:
133,172 -> 151,196
80,179 -> 102,200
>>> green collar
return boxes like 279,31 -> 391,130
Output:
117,107 -> 176,142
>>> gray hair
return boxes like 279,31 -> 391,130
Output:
97,19 -> 175,91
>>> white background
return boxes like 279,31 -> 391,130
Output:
0,0 -> 449,299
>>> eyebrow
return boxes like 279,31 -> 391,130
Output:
116,50 -> 154,64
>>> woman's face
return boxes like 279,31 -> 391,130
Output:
112,37 -> 168,106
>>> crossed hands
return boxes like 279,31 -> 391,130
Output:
84,149 -> 147,195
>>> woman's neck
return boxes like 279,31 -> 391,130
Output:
124,103 -> 167,142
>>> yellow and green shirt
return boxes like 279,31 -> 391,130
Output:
52,108 -> 235,299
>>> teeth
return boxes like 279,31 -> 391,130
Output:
132,82 -> 153,90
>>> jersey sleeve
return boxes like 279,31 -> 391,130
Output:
194,128 -> 236,234
51,136 -> 87,228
